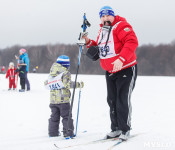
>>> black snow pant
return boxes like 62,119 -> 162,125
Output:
48,103 -> 74,137
25,72 -> 30,90
105,65 -> 137,133
20,78 -> 25,90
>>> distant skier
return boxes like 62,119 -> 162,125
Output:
1,66 -> 5,73
44,55 -> 84,138
6,62 -> 16,90
15,60 -> 27,92
33,66 -> 38,73
15,48 -> 30,91
32,68 -> 36,73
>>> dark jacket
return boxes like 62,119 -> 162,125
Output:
15,64 -> 26,78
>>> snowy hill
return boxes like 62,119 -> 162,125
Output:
0,74 -> 175,150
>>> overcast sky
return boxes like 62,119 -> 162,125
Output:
0,0 -> 175,48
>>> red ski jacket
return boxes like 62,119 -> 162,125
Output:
87,15 -> 138,73
6,68 -> 16,80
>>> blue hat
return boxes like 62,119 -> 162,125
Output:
56,55 -> 70,69
99,6 -> 115,18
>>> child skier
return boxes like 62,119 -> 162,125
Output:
44,55 -> 84,138
6,62 -> 16,90
15,60 -> 27,92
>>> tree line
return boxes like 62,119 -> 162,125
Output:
0,43 -> 175,76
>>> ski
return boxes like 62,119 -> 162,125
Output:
107,133 -> 143,150
54,137 -> 119,149
107,139 -> 123,150
54,132 -> 144,149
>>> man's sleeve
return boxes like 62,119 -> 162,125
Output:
116,22 -> 138,62
86,40 -> 98,49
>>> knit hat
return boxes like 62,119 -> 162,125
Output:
9,62 -> 14,67
19,48 -> 26,54
99,6 -> 115,18
56,55 -> 70,69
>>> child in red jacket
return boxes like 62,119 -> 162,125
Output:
6,62 -> 16,90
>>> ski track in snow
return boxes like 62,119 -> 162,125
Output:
0,74 -> 175,150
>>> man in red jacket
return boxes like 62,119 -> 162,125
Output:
83,6 -> 138,140
6,62 -> 16,90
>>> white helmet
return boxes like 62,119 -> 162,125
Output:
9,62 -> 14,67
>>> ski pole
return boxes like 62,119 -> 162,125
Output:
74,87 -> 82,137
66,13 -> 90,136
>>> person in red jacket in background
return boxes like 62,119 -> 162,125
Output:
1,66 -> 5,73
82,6 -> 138,141
6,62 -> 16,90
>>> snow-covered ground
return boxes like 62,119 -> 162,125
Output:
0,73 -> 175,150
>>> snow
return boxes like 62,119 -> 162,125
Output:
0,73 -> 175,150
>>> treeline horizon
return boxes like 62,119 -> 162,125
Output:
0,42 -> 175,76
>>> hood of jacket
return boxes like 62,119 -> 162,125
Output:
50,63 -> 68,77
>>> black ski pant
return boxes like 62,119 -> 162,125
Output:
48,103 -> 74,137
20,78 -> 25,90
105,65 -> 137,133
25,72 -> 30,90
